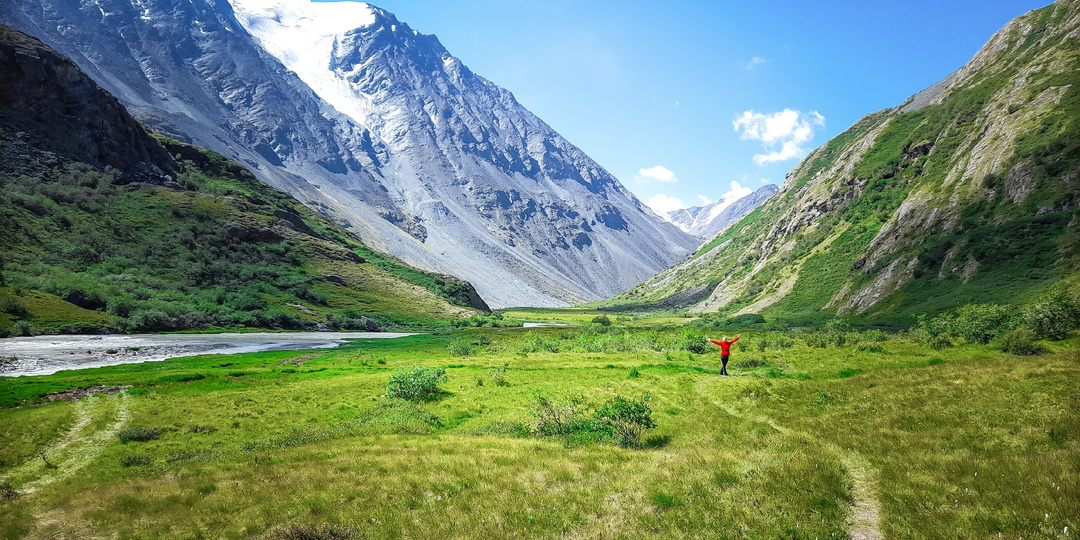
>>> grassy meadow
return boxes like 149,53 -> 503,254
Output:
0,315 -> 1077,539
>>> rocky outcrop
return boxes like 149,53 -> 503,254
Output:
0,24 -> 172,179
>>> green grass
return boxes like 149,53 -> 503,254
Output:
0,323 -> 1076,538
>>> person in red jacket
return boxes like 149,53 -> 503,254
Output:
709,334 -> 741,376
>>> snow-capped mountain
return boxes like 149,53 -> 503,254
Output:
0,0 -> 696,307
666,184 -> 779,240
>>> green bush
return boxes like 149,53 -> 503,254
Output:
823,319 -> 853,346
998,327 -> 1044,356
445,339 -> 473,357
531,392 -> 587,436
117,427 -> 162,443
13,320 -> 33,337
595,393 -> 656,448
0,480 -> 17,500
1022,287 -> 1080,340
950,303 -> 1017,344
861,329 -> 889,342
0,296 -> 27,315
591,315 -> 612,326
908,326 -> 952,350
120,455 -> 151,467
681,330 -> 708,354
385,366 -> 447,401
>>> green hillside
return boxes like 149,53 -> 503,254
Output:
0,138 -> 485,334
0,26 -> 485,335
604,1 -> 1080,326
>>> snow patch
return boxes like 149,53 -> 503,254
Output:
228,0 -> 378,124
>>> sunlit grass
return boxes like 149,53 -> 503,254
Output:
0,326 -> 1077,538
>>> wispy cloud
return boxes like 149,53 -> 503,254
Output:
733,109 -> 825,165
646,193 -> 684,214
636,165 -> 678,183
697,194 -> 712,205
744,56 -> 766,70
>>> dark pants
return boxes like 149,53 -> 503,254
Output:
721,355 -> 729,376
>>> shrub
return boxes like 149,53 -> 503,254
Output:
1022,287 -> 1080,340
117,427 -> 162,443
0,296 -> 27,315
13,320 -> 33,337
909,316 -> 953,349
385,366 -> 447,401
861,329 -> 889,342
681,330 -> 708,354
120,455 -> 151,467
445,339 -> 473,357
596,393 -> 656,447
823,319 -> 853,346
804,333 -> 829,348
591,315 -> 612,326
950,303 -> 1017,344
773,335 -> 794,350
999,327 -> 1044,356
0,480 -> 17,500
530,391 -> 587,436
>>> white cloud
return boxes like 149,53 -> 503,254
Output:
733,109 -> 825,165
720,180 -> 753,203
647,194 -> 684,214
636,165 -> 678,183
745,56 -> 766,70
673,100 -> 681,108
697,195 -> 712,205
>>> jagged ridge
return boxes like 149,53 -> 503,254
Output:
0,0 -> 697,309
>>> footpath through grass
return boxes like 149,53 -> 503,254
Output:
0,326 -> 1077,539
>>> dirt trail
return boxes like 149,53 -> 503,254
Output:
3,391 -> 131,495
699,380 -> 883,539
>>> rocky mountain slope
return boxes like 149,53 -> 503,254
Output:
0,0 -> 696,308
605,0 -> 1080,325
0,24 -> 483,335
666,184 -> 779,240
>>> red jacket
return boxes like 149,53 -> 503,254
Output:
710,337 -> 738,355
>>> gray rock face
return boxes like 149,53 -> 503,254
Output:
666,184 -> 779,240
0,0 -> 696,308
0,24 -> 172,180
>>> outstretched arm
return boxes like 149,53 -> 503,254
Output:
709,339 -> 723,346
730,335 -> 740,344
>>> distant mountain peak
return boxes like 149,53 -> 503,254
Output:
1,0 -> 696,308
666,184 -> 779,239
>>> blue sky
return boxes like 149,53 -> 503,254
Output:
352,0 -> 1051,213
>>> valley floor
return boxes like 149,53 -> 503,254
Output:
0,324 -> 1076,539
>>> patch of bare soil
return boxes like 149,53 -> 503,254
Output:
43,385 -> 131,402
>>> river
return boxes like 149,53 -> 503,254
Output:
0,332 -> 416,377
